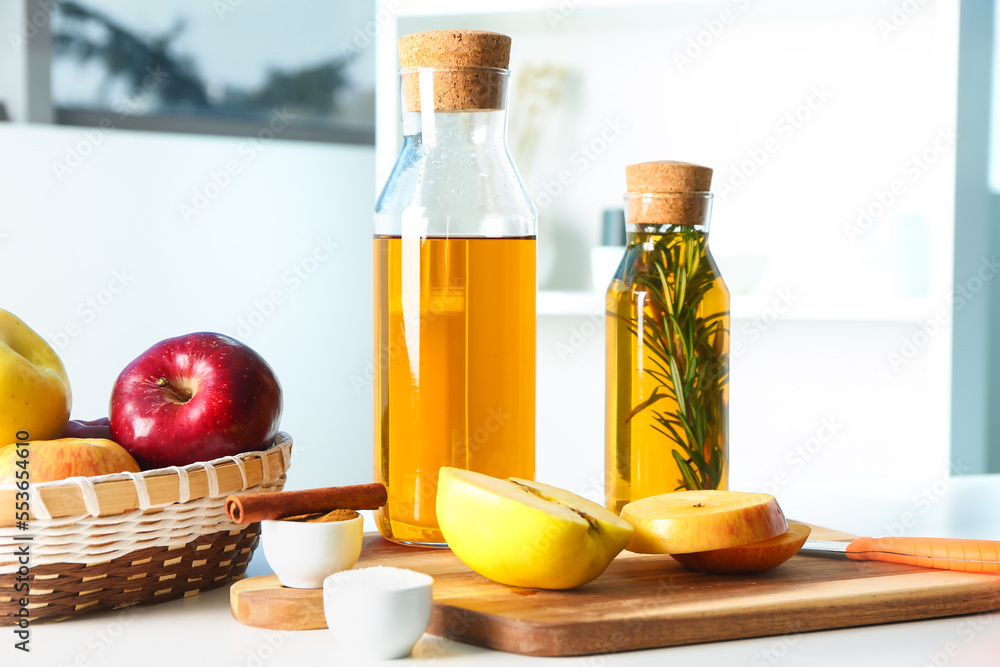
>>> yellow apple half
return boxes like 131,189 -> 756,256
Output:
436,467 -> 634,589
670,521 -> 812,573
621,490 -> 788,555
0,309 -> 72,446
0,438 -> 140,484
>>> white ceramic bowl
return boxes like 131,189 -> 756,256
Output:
260,514 -> 363,589
323,566 -> 434,660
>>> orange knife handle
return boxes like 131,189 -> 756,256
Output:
846,537 -> 1000,573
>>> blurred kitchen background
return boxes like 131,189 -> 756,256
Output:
0,0 -> 997,535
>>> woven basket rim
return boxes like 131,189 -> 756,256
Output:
0,431 -> 292,524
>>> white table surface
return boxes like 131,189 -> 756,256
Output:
7,477 -> 1000,667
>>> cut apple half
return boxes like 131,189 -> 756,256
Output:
671,521 -> 812,573
0,438 -> 140,484
621,490 -> 788,555
436,468 -> 633,590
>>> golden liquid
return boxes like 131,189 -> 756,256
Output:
605,229 -> 729,513
373,235 -> 535,545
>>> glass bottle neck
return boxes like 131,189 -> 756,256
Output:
623,192 -> 714,244
625,222 -> 710,245
402,108 -> 507,147
399,67 -> 510,148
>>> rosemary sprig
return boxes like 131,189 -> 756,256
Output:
624,225 -> 729,491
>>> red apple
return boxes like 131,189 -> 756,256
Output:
0,438 -> 140,484
110,333 -> 282,469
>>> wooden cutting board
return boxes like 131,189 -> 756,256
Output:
231,527 -> 1000,656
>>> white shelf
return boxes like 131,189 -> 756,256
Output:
538,290 -> 937,322
381,1 -> 955,331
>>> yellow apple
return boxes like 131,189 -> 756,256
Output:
0,309 -> 72,446
0,438 -> 141,484
621,490 -> 788,555
436,468 -> 633,589
671,521 -> 812,573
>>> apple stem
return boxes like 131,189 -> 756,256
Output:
156,377 -> 193,403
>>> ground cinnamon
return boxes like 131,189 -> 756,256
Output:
284,509 -> 360,523
225,483 -> 386,524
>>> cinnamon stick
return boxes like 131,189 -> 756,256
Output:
225,483 -> 387,524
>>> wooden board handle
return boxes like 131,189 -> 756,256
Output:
847,537 -> 1000,573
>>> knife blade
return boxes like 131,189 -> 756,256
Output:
800,536 -> 1000,573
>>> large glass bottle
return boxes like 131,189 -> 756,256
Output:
606,161 -> 729,513
373,31 -> 536,546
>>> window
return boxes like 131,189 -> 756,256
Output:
50,0 -> 376,144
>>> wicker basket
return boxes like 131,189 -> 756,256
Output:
0,432 -> 292,623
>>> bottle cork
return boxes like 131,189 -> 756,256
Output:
398,30 -> 512,112
624,161 -> 714,226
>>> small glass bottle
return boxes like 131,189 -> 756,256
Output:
373,31 -> 536,546
605,161 -> 729,513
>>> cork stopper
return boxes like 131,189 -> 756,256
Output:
625,161 -> 713,194
399,30 -> 511,70
398,30 -> 512,112
624,161 -> 714,226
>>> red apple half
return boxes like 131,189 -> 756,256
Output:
110,333 -> 282,469
670,521 -> 812,574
